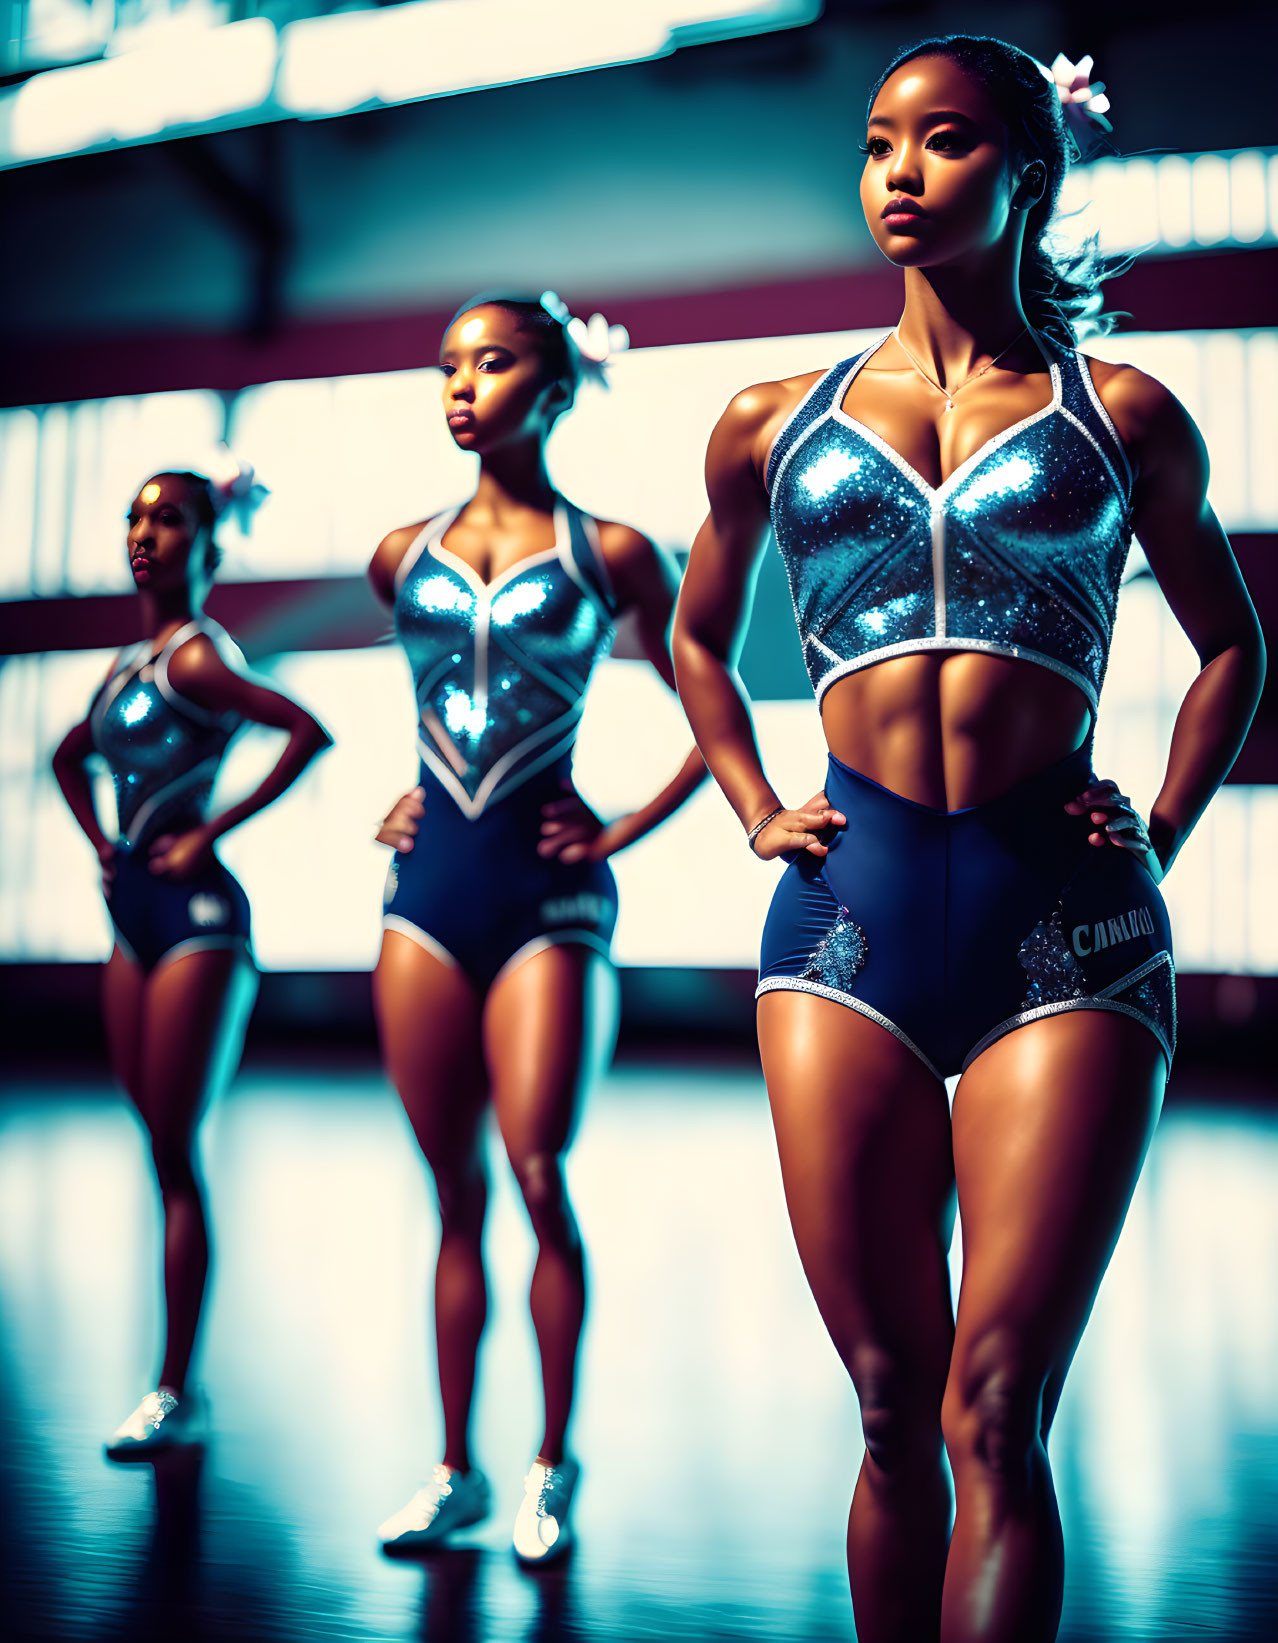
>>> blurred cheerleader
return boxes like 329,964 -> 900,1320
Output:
370,293 -> 703,1562
52,460 -> 331,1456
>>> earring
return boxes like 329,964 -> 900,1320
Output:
1017,162 -> 1046,207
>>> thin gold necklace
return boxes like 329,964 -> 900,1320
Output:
892,325 -> 1028,412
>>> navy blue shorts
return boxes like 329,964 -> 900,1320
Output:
758,741 -> 1175,1079
107,844 -> 252,975
382,757 -> 618,991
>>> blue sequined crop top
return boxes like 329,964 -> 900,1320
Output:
90,619 -> 244,849
394,499 -> 617,817
765,333 -> 1134,719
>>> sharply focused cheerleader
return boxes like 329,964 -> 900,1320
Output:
370,293 -> 703,1562
672,37 -> 1264,1642
53,465 -> 331,1456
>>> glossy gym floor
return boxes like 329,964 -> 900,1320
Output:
2,1055 -> 1275,1642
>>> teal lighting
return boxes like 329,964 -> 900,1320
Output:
0,1 -> 821,171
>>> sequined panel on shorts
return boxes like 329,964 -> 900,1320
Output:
1106,955 -> 1177,1058
800,902 -> 868,993
1018,905 -> 1087,1008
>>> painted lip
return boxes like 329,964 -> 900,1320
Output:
446,409 -> 476,429
129,553 -> 151,579
881,199 -> 927,220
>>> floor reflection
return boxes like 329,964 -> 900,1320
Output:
1,1061 -> 1275,1641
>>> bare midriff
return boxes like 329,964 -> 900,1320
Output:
819,650 -> 1092,812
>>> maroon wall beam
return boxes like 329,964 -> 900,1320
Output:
0,576 -> 389,660
2,248 -> 1274,409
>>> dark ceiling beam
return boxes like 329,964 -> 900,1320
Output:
166,127 -> 289,340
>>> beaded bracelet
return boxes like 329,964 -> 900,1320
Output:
746,807 -> 784,854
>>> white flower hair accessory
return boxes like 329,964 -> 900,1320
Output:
539,290 -> 629,388
1038,53 -> 1112,157
205,443 -> 269,531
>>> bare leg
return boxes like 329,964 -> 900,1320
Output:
757,992 -> 956,1643
485,945 -> 616,1466
374,931 -> 488,1472
940,1012 -> 1165,1643
102,945 -> 144,1102
135,946 -> 257,1394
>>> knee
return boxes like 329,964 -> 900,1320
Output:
149,1133 -> 196,1196
852,1347 -> 944,1487
942,1329 -> 1044,1481
432,1164 -> 486,1237
509,1151 -> 572,1237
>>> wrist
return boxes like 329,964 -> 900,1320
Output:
1147,815 -> 1177,874
746,805 -> 784,854
597,813 -> 639,857
744,795 -> 783,833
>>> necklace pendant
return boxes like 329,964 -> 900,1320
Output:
944,398 -> 954,412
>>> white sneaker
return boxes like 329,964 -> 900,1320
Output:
378,1464 -> 491,1549
513,1457 -> 579,1564
105,1388 -> 198,1458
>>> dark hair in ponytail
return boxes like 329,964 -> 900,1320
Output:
866,34 -> 1117,348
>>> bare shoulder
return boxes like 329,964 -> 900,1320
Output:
593,517 -> 656,570
164,628 -> 242,708
369,516 -> 435,602
724,369 -> 825,441
166,629 -> 223,682
1083,355 -> 1194,452
710,368 -> 827,484
590,517 -> 671,611
375,518 -> 433,566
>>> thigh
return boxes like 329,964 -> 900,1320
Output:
137,947 -> 258,1139
949,1010 -> 1165,1405
484,944 -> 617,1164
374,928 -> 488,1170
102,945 -> 145,1101
757,990 -> 956,1385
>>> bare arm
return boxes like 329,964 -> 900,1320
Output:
52,707 -> 114,866
672,381 -> 843,859
366,517 -> 441,847
149,635 -> 333,878
1080,366 -> 1266,875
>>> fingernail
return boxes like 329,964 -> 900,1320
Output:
399,836 -> 412,850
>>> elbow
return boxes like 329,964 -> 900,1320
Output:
305,717 -> 335,758
1235,621 -> 1267,705
1202,621 -> 1266,695
288,713 -> 333,762
671,622 -> 720,695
